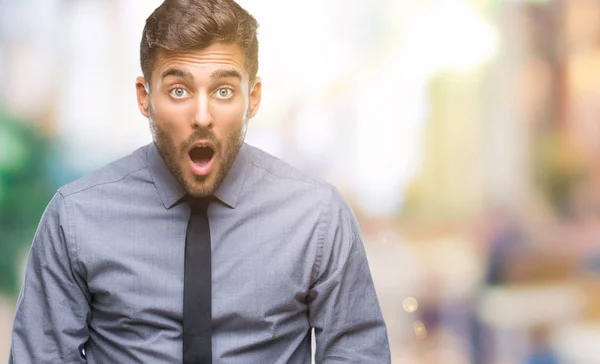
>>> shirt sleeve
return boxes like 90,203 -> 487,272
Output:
9,192 -> 91,364
307,187 -> 391,363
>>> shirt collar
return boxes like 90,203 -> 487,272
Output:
146,142 -> 251,209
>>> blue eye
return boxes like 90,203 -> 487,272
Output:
170,88 -> 188,99
215,88 -> 233,99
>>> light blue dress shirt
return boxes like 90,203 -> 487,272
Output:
9,142 -> 390,363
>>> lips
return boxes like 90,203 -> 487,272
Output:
188,143 -> 216,176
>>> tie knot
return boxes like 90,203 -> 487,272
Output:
187,197 -> 210,215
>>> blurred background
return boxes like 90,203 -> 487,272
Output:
1,0 -> 600,362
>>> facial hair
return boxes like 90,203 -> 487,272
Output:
148,102 -> 248,198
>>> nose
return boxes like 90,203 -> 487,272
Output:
192,93 -> 212,129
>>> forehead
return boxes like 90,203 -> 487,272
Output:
152,42 -> 248,82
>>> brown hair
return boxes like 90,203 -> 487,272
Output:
140,0 -> 259,86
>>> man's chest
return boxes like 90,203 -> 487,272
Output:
76,205 -> 319,335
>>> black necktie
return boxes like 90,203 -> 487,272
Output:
183,198 -> 212,364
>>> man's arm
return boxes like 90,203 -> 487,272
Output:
308,187 -> 391,363
9,192 -> 90,363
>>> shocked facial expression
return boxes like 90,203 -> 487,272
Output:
136,42 -> 261,198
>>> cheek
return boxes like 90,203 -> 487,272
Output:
152,97 -> 194,135
212,101 -> 247,132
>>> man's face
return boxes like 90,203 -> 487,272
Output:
136,42 -> 261,198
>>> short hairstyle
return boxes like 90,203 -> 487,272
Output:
140,0 -> 259,86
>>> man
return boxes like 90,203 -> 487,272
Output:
9,0 -> 391,362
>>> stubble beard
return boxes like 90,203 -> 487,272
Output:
148,103 -> 248,198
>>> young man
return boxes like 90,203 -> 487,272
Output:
9,0 -> 390,363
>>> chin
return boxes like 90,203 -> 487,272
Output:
182,171 -> 218,198
185,180 -> 214,198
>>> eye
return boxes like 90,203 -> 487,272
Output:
215,87 -> 233,99
170,87 -> 188,99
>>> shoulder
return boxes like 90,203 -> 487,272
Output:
244,144 -> 354,217
57,144 -> 149,198
245,144 -> 331,193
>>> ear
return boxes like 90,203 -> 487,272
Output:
136,76 -> 150,118
247,77 -> 262,119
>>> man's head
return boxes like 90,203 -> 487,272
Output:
136,0 -> 261,198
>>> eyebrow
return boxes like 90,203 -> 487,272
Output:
161,68 -> 194,81
160,68 -> 243,82
210,69 -> 242,80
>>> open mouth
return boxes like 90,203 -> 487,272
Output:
188,145 -> 216,176
189,145 -> 215,166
